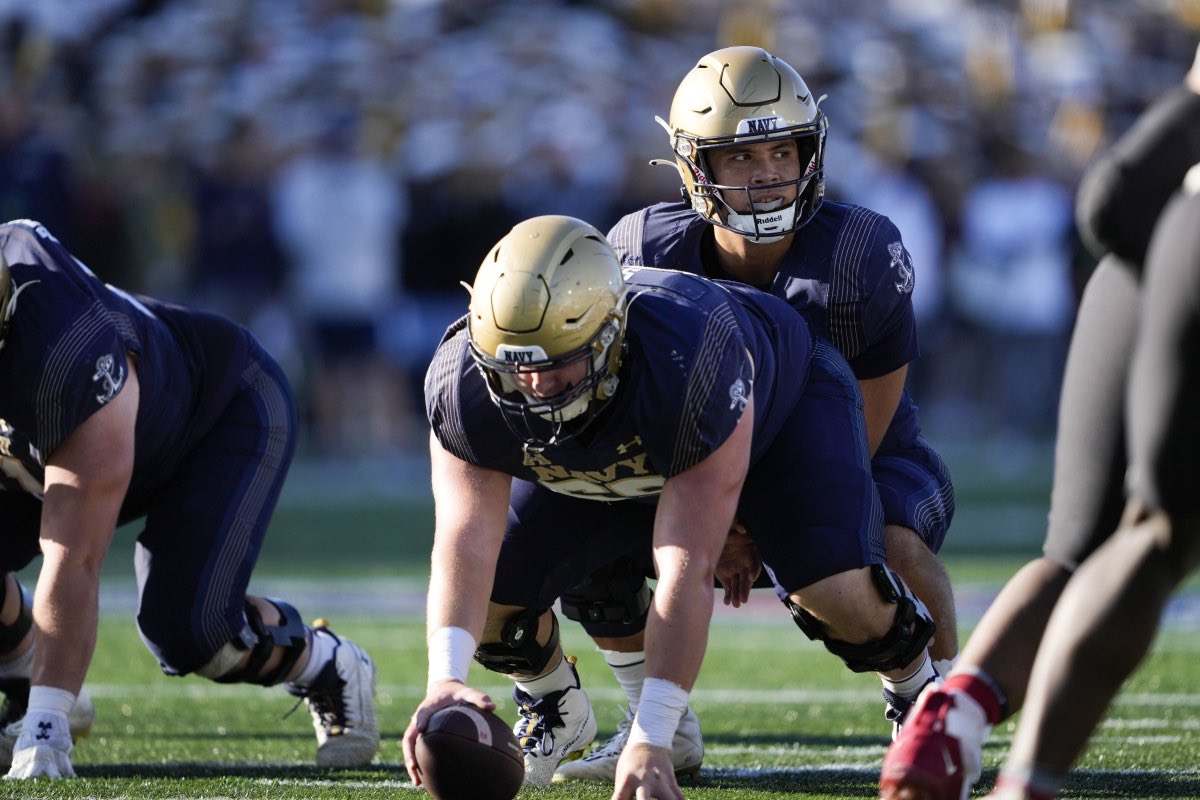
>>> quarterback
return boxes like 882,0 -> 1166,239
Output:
557,46 -> 957,782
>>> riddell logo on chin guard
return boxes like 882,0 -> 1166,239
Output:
759,213 -> 784,224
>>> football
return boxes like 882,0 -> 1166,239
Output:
415,704 -> 524,800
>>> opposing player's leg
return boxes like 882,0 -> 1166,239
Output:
994,506 -> 1200,799
882,255 -> 1141,800
991,182 -> 1200,799
133,346 -> 377,767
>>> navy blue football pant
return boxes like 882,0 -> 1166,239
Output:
872,435 -> 955,554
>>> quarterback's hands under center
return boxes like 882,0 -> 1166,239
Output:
4,711 -> 75,779
402,679 -> 496,786
715,521 -> 761,608
612,741 -> 684,800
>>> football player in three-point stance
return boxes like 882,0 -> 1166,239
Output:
882,43 -> 1200,800
0,219 -> 378,778
403,214 -> 937,798
555,46 -> 958,783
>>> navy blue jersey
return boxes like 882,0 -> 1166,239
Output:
608,200 -> 923,456
425,268 -> 813,501
0,220 -> 253,519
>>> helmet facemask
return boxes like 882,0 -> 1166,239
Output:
470,312 -> 625,448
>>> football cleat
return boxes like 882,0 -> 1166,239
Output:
879,685 -> 989,800
286,622 -> 379,768
552,702 -> 704,783
512,656 -> 597,786
883,674 -> 941,741
0,679 -> 94,768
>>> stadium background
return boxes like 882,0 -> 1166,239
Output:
2,3 -> 1200,796
1,1 -> 1199,592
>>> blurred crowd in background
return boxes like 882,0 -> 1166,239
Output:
0,0 -> 1197,458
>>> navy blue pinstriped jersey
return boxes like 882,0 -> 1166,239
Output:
607,201 -> 922,456
0,220 -> 252,518
425,268 -> 813,502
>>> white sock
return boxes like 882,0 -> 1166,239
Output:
933,652 -> 959,679
291,627 -> 337,687
515,654 -> 575,699
881,652 -> 937,699
601,649 -> 646,713
0,642 -> 33,680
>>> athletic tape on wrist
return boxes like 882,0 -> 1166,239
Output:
628,676 -> 689,750
428,626 -> 475,687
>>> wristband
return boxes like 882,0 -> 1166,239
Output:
628,677 -> 689,750
28,685 -> 76,718
427,626 -> 475,687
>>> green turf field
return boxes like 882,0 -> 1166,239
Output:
2,448 -> 1198,799
2,593 -> 1196,800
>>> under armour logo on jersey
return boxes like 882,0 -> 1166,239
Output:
93,353 -> 126,404
729,378 -> 750,411
888,241 -> 914,295
35,720 -> 53,740
616,435 -> 642,455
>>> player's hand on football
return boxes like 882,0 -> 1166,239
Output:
612,741 -> 684,800
402,679 -> 495,786
4,712 -> 75,779
715,520 -> 761,608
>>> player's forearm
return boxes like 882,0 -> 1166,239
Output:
643,565 -> 714,691
29,556 -> 99,694
859,366 -> 906,457
426,532 -> 497,638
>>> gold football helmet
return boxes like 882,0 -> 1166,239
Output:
656,46 -> 827,242
468,215 -> 627,446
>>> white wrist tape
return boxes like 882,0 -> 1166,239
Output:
628,677 -> 689,750
28,685 -> 76,718
427,626 -> 475,687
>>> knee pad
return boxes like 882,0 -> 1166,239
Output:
0,578 -> 32,655
198,599 -> 308,686
474,609 -> 559,677
560,557 -> 653,629
787,564 -> 935,673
